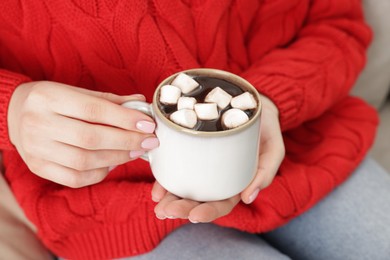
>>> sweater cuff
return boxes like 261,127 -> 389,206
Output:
240,70 -> 303,131
0,69 -> 31,151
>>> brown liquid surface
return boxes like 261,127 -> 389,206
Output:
158,76 -> 255,131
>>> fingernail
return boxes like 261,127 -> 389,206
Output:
247,188 -> 260,204
136,121 -> 156,133
166,216 -> 176,219
141,137 -> 159,150
188,218 -> 199,224
130,150 -> 145,158
156,214 -> 166,220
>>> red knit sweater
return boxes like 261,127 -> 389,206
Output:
0,1 -> 378,259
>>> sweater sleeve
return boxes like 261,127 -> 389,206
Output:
240,0 -> 372,131
0,69 -> 31,151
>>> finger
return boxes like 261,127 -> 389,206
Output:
48,86 -> 154,132
162,199 -> 200,219
72,87 -> 146,104
241,132 -> 285,204
154,193 -> 181,219
29,160 -> 109,188
35,141 -> 142,171
151,182 -> 168,202
188,195 -> 240,223
47,114 -> 157,151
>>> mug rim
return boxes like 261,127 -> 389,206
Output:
152,68 -> 262,137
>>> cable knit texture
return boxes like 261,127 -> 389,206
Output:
0,0 -> 378,259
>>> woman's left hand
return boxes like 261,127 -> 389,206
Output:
152,94 -> 285,223
152,181 -> 241,223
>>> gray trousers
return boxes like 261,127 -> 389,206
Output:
130,158 -> 390,260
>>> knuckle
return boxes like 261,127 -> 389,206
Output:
25,83 -> 48,105
65,173 -> 86,188
70,152 -> 90,171
66,170 -> 106,188
78,128 -> 100,149
82,102 -> 104,121
28,161 -> 52,182
92,171 -> 108,184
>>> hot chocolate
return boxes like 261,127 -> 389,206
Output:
157,74 -> 258,131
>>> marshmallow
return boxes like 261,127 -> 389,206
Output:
194,103 -> 219,120
222,108 -> 249,129
159,85 -> 182,105
177,97 -> 197,110
231,92 -> 257,110
205,87 -> 232,109
170,109 -> 197,129
171,73 -> 199,94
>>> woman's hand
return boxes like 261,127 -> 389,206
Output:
152,94 -> 285,222
152,181 -> 241,223
240,95 -> 285,204
7,81 -> 159,188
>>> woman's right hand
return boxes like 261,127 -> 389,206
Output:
7,81 -> 158,188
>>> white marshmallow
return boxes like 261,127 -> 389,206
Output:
177,97 -> 197,110
194,103 -> 219,120
170,109 -> 197,129
222,108 -> 249,129
231,92 -> 257,110
204,87 -> 232,109
159,85 -> 182,105
171,73 -> 199,94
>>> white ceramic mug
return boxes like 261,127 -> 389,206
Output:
122,68 -> 262,201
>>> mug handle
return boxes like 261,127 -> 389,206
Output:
121,100 -> 155,161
